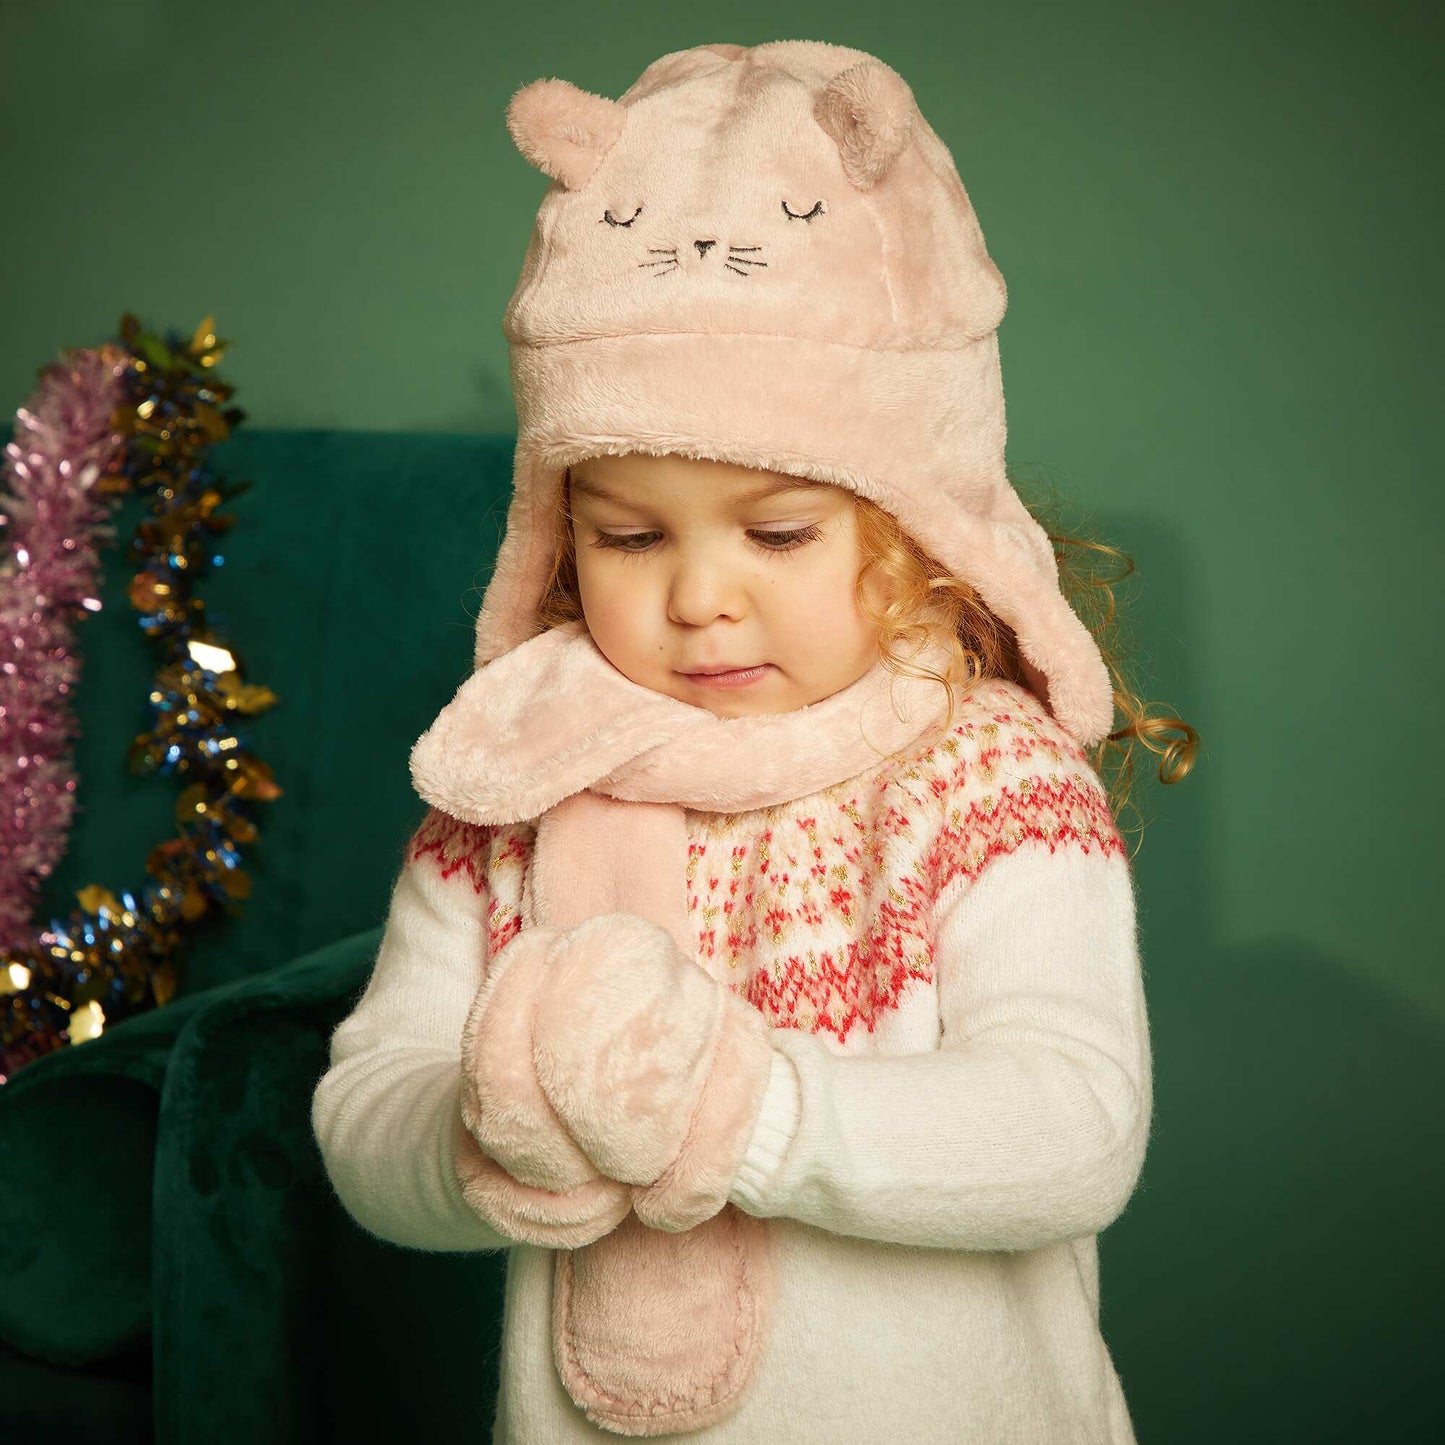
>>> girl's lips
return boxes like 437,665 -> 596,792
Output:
679,664 -> 774,688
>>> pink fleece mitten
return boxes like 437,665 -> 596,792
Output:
451,1118 -> 633,1249
455,924 -> 633,1247
530,912 -> 777,1232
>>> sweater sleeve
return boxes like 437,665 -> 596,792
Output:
726,695 -> 1154,1254
728,845 -> 1153,1251
309,810 -> 512,1253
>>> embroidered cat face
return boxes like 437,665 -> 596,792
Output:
500,41 -> 1006,350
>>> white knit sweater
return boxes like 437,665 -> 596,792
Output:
311,678 -> 1153,1443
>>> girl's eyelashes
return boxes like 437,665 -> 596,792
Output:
588,524 -> 824,560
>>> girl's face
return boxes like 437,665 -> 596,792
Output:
568,451 -> 887,716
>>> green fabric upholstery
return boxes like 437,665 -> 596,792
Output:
1,926 -> 508,1441
0,978 -> 200,1364
0,429 -> 512,1439
148,926 -> 505,1443
0,1336 -> 150,1443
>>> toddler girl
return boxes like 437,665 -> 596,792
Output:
312,38 -> 1193,1443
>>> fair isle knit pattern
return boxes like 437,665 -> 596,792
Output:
408,676 -> 1126,1049
315,671 -> 1152,1442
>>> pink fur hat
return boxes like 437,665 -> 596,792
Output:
477,38 -> 1115,748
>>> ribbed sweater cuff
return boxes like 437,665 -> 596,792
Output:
729,1049 -> 802,1215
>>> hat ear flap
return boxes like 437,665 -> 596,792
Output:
814,58 -> 917,190
505,78 -> 625,190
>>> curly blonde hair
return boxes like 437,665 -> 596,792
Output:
533,467 -> 1198,857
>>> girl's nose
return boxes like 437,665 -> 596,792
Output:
668,561 -> 744,627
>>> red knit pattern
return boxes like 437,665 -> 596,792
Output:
409,807 -> 523,960
684,786 -> 936,1041
921,687 -> 1125,903
409,679 -> 1125,1046
410,808 -> 490,890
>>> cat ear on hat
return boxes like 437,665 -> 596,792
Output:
505,77 -> 625,190
814,58 -> 918,191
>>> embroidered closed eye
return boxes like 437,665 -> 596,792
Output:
602,206 -> 643,227
782,200 -> 824,221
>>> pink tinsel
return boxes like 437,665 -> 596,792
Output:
0,348 -> 128,951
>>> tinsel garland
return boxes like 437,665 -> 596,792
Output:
0,314 -> 281,1085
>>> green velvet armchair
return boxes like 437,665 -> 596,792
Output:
0,429 -> 514,1443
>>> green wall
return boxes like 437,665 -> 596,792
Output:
4,2 -> 1441,1440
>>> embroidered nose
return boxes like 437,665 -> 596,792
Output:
693,239 -> 716,257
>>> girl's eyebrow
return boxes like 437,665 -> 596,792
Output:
569,474 -> 830,507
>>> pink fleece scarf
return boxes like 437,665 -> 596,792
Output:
410,618 -> 957,1435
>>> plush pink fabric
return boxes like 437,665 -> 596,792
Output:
451,1120 -> 634,1250
412,620 -> 959,1435
552,1208 -> 778,1436
629,984 -> 781,1235
459,907 -> 773,1200
531,912 -> 761,1188
460,923 -> 599,1192
476,39 -> 1115,751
